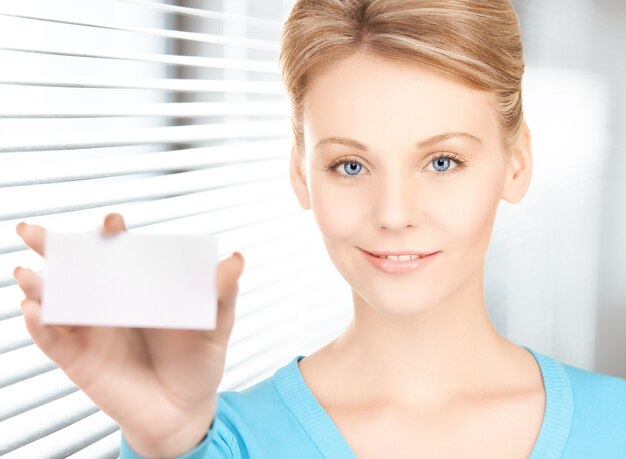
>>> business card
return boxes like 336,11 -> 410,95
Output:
40,231 -> 218,330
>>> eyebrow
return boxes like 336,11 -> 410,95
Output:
313,132 -> 482,151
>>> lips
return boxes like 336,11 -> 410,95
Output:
359,248 -> 437,257
357,247 -> 441,275
360,247 -> 440,274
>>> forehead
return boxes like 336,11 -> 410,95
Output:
303,53 -> 498,151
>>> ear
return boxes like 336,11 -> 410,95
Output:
501,122 -> 533,204
289,145 -> 312,210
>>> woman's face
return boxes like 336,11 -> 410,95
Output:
291,52 -> 530,317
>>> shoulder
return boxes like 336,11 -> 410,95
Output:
561,361 -> 626,419
217,374 -> 285,418
210,357 -> 317,456
526,346 -> 625,455
528,346 -> 625,421
558,359 -> 626,456
217,355 -> 304,421
217,364 -> 305,433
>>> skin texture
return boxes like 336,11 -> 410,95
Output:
291,52 -> 542,457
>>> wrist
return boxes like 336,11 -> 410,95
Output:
123,402 -> 216,458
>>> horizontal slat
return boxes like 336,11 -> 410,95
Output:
0,170 -> 291,254
0,76 -> 284,93
0,101 -> 290,118
218,223 -> 314,281
0,138 -> 290,186
0,120 -> 290,152
223,300 -> 348,391
228,292 -> 336,376
231,317 -> 347,392
212,204 -> 308,242
114,0 -> 283,30
0,345 -> 57,388
0,160 -> 288,221
233,261 -> 334,338
3,410 -> 119,459
0,390 -> 100,455
61,198 -> 303,258
233,258 -> 328,320
65,429 -> 121,459
0,368 -> 77,422
0,285 -> 24,320
233,292 -> 345,368
0,316 -> 31,354
0,12 -> 279,52
1,190 -> 309,289
0,45 -> 279,73
232,238 -> 325,301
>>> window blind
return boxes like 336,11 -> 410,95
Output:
0,1 -> 352,457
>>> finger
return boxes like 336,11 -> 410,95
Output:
212,252 -> 245,341
100,213 -> 128,236
13,266 -> 42,303
20,298 -> 79,356
15,222 -> 46,257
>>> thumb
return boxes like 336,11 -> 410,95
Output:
99,213 -> 128,235
213,252 -> 245,338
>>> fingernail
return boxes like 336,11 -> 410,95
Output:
104,214 -> 115,226
13,266 -> 22,278
16,222 -> 26,234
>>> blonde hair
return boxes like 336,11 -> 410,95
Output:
279,0 -> 526,156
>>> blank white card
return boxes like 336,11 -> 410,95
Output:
41,231 -> 219,330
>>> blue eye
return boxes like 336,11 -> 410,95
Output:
341,161 -> 362,176
325,156 -> 366,179
427,152 -> 467,175
432,157 -> 451,172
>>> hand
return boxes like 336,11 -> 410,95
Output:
13,213 -> 245,457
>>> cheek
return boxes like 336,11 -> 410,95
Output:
308,180 -> 365,241
433,172 -> 503,253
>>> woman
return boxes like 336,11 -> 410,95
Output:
14,1 -> 626,458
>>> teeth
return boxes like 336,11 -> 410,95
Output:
376,254 -> 420,261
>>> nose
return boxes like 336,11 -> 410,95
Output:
373,170 -> 421,230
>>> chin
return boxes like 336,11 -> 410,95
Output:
354,290 -> 439,317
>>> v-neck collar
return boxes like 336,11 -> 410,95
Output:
523,345 -> 574,458
272,355 -> 358,458
272,345 -> 573,458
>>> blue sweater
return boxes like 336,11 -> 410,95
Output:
120,346 -> 626,458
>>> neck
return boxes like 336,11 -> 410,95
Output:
324,267 -> 520,407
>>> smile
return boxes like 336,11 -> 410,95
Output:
373,254 -> 421,261
358,248 -> 440,274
